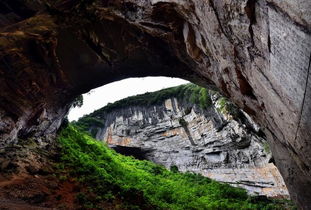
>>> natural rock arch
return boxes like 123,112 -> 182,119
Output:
0,0 -> 310,208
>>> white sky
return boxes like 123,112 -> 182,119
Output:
68,77 -> 188,121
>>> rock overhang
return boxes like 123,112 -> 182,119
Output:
0,0 -> 310,208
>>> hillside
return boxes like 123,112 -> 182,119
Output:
55,125 -> 294,209
74,83 -> 237,134
74,84 -> 289,198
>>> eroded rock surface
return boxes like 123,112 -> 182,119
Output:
86,96 -> 288,198
0,0 -> 310,208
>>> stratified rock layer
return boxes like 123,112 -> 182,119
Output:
89,97 -> 288,197
0,0 -> 310,208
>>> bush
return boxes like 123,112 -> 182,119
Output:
71,95 -> 83,108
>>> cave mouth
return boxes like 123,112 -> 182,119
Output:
0,0 -> 310,207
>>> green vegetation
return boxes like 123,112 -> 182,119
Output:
189,85 -> 212,109
72,94 -> 84,108
170,165 -> 179,173
56,126 -> 295,209
73,116 -> 104,132
89,83 -> 212,118
216,96 -> 239,117
74,84 -> 213,133
263,142 -> 271,154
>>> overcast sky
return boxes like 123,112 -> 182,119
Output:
68,77 -> 188,121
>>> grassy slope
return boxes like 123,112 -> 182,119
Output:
56,126 -> 294,209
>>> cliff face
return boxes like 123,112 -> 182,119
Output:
83,93 -> 288,198
0,0 -> 310,207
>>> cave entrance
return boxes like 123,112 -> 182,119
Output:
1,0 -> 310,206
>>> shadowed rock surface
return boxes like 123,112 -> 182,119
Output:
0,0 -> 310,208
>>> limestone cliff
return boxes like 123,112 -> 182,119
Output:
0,0 -> 310,207
77,85 -> 288,198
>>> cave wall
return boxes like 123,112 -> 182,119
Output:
0,0 -> 310,208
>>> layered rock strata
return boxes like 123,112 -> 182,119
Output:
87,96 -> 288,198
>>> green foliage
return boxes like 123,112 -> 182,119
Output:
263,142 -> 271,154
170,165 -> 179,173
57,126 -> 295,210
75,84 -> 214,134
199,88 -> 212,109
72,95 -> 84,108
217,97 -> 228,113
216,97 -> 239,117
72,116 -> 104,134
83,84 -> 212,119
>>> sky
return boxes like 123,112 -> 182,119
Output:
68,77 -> 189,121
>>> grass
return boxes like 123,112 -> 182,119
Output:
56,125 -> 295,209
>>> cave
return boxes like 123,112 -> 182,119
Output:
0,0 -> 310,209
109,145 -> 154,161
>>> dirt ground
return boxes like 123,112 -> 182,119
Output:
0,141 -> 83,210
0,172 -> 78,209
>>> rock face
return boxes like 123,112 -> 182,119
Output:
0,0 -> 310,208
87,95 -> 288,198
